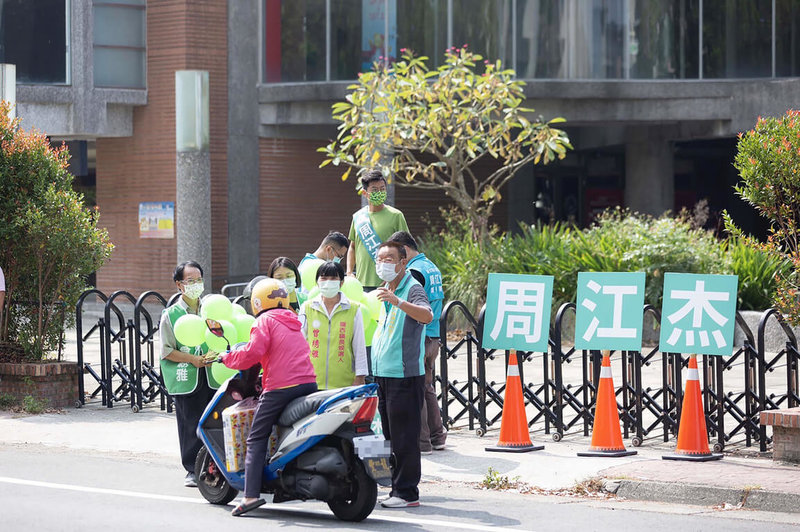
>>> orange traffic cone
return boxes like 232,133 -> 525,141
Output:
577,351 -> 637,457
486,350 -> 544,453
663,355 -> 723,461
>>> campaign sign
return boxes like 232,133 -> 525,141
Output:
574,272 -> 646,351
482,273 -> 554,353
659,273 -> 738,356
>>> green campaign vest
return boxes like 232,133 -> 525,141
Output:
303,300 -> 360,389
160,304 -> 219,395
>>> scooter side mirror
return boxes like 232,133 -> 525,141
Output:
205,319 -> 225,337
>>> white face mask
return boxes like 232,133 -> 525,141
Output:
280,278 -> 297,293
376,262 -> 399,283
183,282 -> 204,300
318,280 -> 341,299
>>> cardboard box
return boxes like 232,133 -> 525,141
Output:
222,397 -> 257,472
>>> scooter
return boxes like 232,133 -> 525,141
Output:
194,321 -> 391,522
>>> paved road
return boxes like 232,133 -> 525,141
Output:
1,444 -> 798,532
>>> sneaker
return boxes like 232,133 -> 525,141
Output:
433,442 -> 447,451
420,449 -> 433,455
381,496 -> 420,508
184,472 -> 197,488
378,493 -> 392,503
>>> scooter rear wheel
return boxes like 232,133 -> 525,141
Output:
195,446 -> 239,505
327,459 -> 377,522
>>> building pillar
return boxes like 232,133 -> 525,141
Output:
175,70 -> 213,292
227,0 -> 260,282
624,139 -> 674,216
0,64 -> 16,119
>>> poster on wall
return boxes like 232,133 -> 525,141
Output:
362,0 -> 397,71
139,202 -> 174,239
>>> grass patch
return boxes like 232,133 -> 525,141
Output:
481,467 -> 522,491
21,395 -> 48,415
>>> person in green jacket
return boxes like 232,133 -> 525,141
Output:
159,260 -> 215,488
299,261 -> 368,389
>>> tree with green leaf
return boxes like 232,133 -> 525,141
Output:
319,47 -> 572,240
725,110 -> 800,324
0,102 -> 114,360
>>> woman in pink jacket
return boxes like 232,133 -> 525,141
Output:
219,278 -> 318,516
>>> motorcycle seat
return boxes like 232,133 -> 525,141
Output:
278,388 -> 349,427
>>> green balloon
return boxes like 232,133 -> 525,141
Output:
364,316 -> 378,347
299,258 -> 324,291
232,304 -> 246,316
306,286 -> 320,301
204,318 -> 236,352
233,314 -> 256,343
201,294 -> 233,322
174,314 -> 205,347
210,362 -> 237,385
363,291 -> 381,321
342,276 -> 365,303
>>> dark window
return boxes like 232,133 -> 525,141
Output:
0,0 -> 68,84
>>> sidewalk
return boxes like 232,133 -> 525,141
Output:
1,403 -> 799,515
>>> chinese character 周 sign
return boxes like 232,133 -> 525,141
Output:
482,273 -> 553,352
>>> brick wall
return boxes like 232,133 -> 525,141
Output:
0,362 -> 80,409
258,138 -> 361,270
96,0 -> 228,296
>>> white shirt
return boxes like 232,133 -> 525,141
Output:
0,265 -> 5,291
299,292 -> 369,377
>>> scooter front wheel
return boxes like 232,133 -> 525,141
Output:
195,446 -> 238,505
327,459 -> 377,522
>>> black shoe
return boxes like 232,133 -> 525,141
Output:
184,472 -> 197,488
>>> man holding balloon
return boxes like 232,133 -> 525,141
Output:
160,261 -> 257,488
159,261 -> 217,488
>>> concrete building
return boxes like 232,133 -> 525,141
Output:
6,0 -> 800,295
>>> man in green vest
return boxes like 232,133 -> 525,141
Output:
347,169 -> 409,291
159,260 -> 215,488
299,261 -> 368,389
371,241 -> 432,508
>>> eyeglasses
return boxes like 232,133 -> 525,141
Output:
180,278 -> 203,286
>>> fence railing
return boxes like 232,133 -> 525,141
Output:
439,300 -> 797,452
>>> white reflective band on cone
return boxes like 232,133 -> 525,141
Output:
687,368 -> 700,381
507,364 -> 520,378
600,366 -> 612,378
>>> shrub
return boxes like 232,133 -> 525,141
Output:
727,110 -> 800,324
424,207 -> 782,318
0,102 -> 114,360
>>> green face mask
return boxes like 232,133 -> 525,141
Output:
369,190 -> 387,206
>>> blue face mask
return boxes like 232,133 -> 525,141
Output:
333,256 -> 342,264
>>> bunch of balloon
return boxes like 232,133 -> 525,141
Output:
299,258 -> 325,293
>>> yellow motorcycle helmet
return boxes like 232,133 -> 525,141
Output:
250,278 -> 290,315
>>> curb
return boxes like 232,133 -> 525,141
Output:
605,479 -> 800,514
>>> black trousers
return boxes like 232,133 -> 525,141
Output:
376,375 -> 425,502
244,382 -> 318,498
173,370 -> 216,474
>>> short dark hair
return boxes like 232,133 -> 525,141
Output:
378,241 -> 407,260
360,168 -> 386,190
316,260 -> 345,281
387,231 -> 418,251
321,231 -> 349,249
267,256 -> 300,282
173,260 -> 204,282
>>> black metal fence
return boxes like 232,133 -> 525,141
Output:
438,300 -> 800,452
